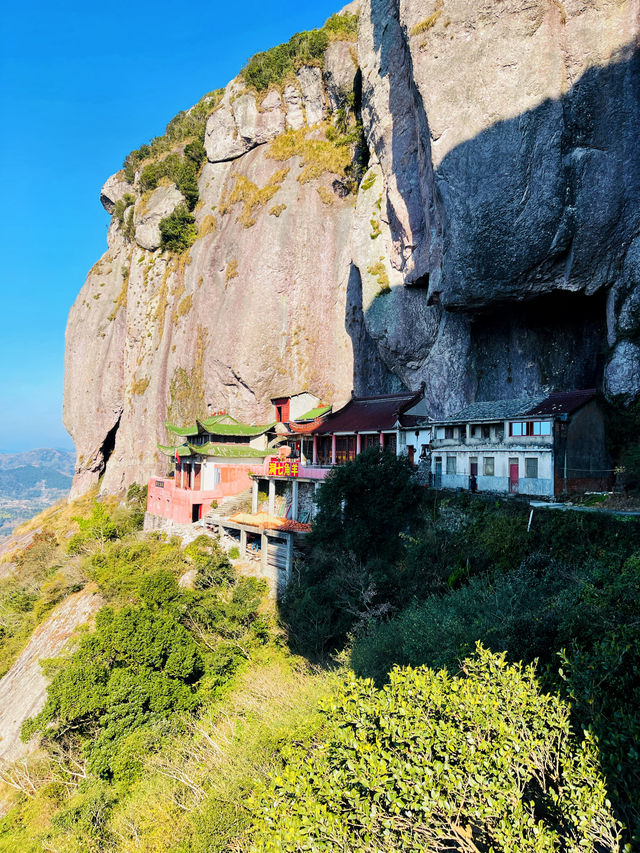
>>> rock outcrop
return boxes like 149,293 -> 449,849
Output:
65,0 -> 640,496
0,588 -> 103,765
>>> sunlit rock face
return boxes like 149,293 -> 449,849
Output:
65,0 -> 640,495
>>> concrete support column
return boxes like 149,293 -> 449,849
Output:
261,532 -> 267,575
356,433 -> 362,455
268,478 -> 276,515
291,480 -> 299,521
331,435 -> 337,465
286,534 -> 293,582
312,435 -> 318,465
240,528 -> 247,553
252,478 -> 259,514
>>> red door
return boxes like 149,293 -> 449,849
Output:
509,462 -> 519,493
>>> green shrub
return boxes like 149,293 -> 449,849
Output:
241,13 -> 359,92
251,647 -> 620,851
122,90 -> 222,182
22,604 -> 203,778
113,193 -> 135,224
159,204 -> 197,252
282,449 -> 424,657
67,501 -> 117,554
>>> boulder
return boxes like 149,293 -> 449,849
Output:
134,184 -> 185,251
100,173 -> 134,214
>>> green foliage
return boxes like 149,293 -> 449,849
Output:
22,531 -> 269,786
22,601 -> 203,778
241,30 -> 329,91
122,90 -> 222,182
67,501 -> 117,555
113,193 -> 135,224
139,153 -> 200,211
282,449 -> 424,657
350,509 -> 640,844
251,646 -> 620,852
311,448 -> 423,562
159,203 -> 197,253
322,12 -> 359,39
242,13 -> 359,92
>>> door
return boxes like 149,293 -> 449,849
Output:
509,458 -> 519,493
193,464 -> 202,490
470,458 -> 478,491
435,458 -> 442,488
191,503 -> 202,523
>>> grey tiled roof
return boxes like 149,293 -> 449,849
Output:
440,396 -> 546,423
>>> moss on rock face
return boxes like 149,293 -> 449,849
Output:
166,326 -> 208,433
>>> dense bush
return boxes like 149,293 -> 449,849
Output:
159,203 -> 197,252
251,647 -> 620,851
122,90 -> 222,183
241,13 -> 357,92
22,597 -> 203,778
139,153 -> 200,211
282,449 -> 424,657
22,534 -> 268,781
242,29 -> 329,91
351,543 -> 640,843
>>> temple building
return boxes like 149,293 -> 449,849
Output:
146,412 -> 273,525
431,389 -> 612,497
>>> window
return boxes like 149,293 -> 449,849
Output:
446,456 -> 457,475
482,425 -> 491,439
533,421 -> 552,435
471,425 -> 479,437
445,426 -> 455,439
525,458 -> 538,479
436,427 -> 445,440
483,456 -> 494,476
510,421 -> 552,437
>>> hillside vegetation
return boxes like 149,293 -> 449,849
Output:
1,456 -> 639,849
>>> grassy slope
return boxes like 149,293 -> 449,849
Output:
0,494 -> 338,852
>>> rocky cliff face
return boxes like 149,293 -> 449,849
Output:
65,0 -> 640,496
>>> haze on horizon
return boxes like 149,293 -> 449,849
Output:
0,0 -> 340,454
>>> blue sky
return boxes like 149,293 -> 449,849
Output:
0,0 -> 341,453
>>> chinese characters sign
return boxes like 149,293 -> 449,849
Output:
268,460 -> 300,477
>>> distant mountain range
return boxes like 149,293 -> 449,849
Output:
0,449 -> 75,498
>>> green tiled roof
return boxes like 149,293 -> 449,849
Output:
297,406 -> 331,421
165,414 -> 273,438
198,421 -> 275,437
158,444 -> 192,457
165,423 -> 199,437
189,443 -> 270,459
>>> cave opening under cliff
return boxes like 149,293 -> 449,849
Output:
98,412 -> 121,476
468,289 -> 608,400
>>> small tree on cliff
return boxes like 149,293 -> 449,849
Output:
282,449 -> 424,657
310,447 -> 423,563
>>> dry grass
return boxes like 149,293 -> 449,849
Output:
225,260 -> 239,286
174,292 -> 193,320
410,0 -> 444,35
219,169 -> 289,227
316,186 -> 335,206
267,125 -> 352,183
368,259 -> 390,291
105,646 -> 339,852
198,213 -> 218,238
108,268 -> 129,321
130,376 -> 150,396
